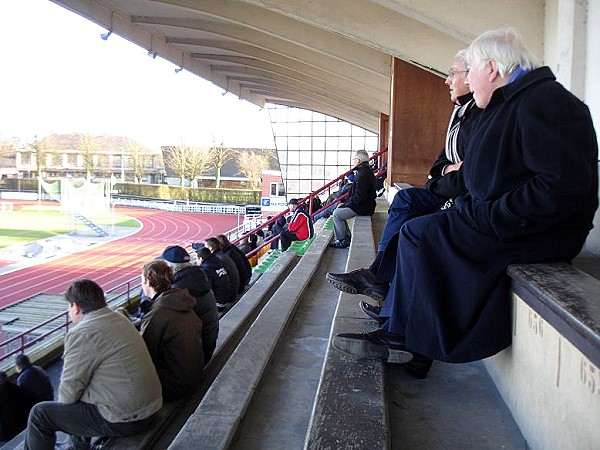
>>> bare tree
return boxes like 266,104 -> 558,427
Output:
165,141 -> 189,186
209,142 -> 232,189
236,150 -> 270,189
124,138 -> 150,183
186,146 -> 212,188
78,133 -> 100,181
0,137 -> 16,173
29,135 -> 56,179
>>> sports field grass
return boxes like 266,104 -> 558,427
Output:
0,204 -> 139,249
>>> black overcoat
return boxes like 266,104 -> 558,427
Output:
401,67 -> 598,362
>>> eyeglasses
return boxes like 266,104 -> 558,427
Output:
448,69 -> 469,79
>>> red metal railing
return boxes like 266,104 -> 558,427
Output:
0,276 -> 140,366
235,148 -> 388,256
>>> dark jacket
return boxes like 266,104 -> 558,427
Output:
141,288 -> 204,401
223,245 -> 252,292
214,251 -> 239,302
16,365 -> 54,404
426,93 -> 482,199
343,161 -> 376,215
172,265 -> 219,364
199,252 -> 232,305
0,381 -> 30,441
402,67 -> 598,363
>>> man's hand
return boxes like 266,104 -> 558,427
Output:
442,161 -> 463,175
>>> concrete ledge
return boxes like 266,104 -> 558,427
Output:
168,226 -> 334,449
101,253 -> 300,450
304,215 -> 388,449
485,262 -> 600,449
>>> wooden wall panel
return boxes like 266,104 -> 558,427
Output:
387,58 -> 453,187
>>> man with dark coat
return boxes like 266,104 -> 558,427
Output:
333,28 -> 598,365
216,234 -> 252,293
141,260 -> 204,401
15,354 -> 54,404
0,371 -> 31,442
197,246 -> 232,309
160,245 -> 219,365
329,149 -> 377,248
205,238 -> 240,302
326,50 -> 482,304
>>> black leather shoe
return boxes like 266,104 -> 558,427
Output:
401,353 -> 433,379
359,300 -> 383,324
328,239 -> 350,249
326,268 -> 389,302
332,328 -> 412,363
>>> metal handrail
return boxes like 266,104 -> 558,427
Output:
232,148 -> 388,253
0,276 -> 140,365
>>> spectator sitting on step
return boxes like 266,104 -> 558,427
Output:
255,229 -> 265,247
15,354 -> 54,404
237,235 -> 253,255
196,246 -> 232,310
0,371 -> 31,443
215,234 -> 252,293
140,260 -> 204,401
205,238 -> 240,303
313,174 -> 354,221
268,216 -> 288,251
24,279 -> 162,450
160,245 -> 219,365
279,198 -> 311,251
329,150 -> 377,249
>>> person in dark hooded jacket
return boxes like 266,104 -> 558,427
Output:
216,234 -> 251,293
160,245 -> 219,365
205,238 -> 239,302
140,260 -> 204,401
196,247 -> 232,309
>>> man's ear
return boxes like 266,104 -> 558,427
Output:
488,59 -> 500,82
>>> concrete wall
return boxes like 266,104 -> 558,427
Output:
484,295 -> 600,450
544,0 -> 600,256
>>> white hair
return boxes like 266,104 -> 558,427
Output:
454,49 -> 468,66
354,150 -> 369,163
467,28 -> 539,78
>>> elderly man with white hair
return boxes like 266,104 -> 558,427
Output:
329,149 -> 377,248
333,28 -> 598,370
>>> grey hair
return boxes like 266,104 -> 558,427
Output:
455,49 -> 468,66
466,27 -> 539,78
354,150 -> 369,163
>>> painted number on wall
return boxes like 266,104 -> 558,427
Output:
580,359 -> 599,395
528,309 -> 544,338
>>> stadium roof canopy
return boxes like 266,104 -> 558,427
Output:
51,0 -> 544,133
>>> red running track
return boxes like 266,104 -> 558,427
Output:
0,205 -> 239,307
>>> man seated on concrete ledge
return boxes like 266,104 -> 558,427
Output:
280,198 -> 312,251
140,260 -> 205,401
15,354 -> 54,404
327,49 -> 481,317
24,279 -> 162,450
331,28 -> 598,378
329,150 -> 377,249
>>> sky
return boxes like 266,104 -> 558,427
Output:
0,0 -> 276,152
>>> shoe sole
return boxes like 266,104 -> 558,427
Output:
326,274 -> 386,302
332,336 -> 413,363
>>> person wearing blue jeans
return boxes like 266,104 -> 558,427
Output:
325,49 -> 482,377
327,49 -> 481,293
329,28 -> 598,380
